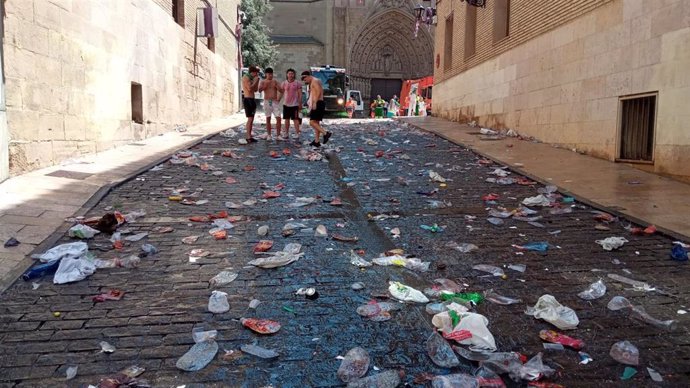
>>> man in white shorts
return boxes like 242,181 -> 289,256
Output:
258,67 -> 282,140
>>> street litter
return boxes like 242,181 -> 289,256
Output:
508,264 -> 526,272
295,287 -> 319,300
390,227 -> 401,238
332,233 -> 359,242
489,167 -> 510,177
647,367 -> 663,382
93,289 -> 125,302
429,170 -> 447,183
577,279 -> 606,300
446,241 -> 478,253
670,243 -> 689,261
434,310 -> 497,352
484,289 -> 521,305
65,365 -> 77,380
351,282 -> 365,290
431,374 -> 480,388
249,243 -> 303,268
282,222 -> 307,237
141,243 -> 158,256
32,242 -> 88,263
593,211 -> 616,222
388,281 -> 429,303
609,340 -> 639,365
607,273 -> 655,292
151,226 -> 174,233
253,240 -> 273,253
348,250 -> 372,267
182,235 -> 200,244
208,291 -> 229,313
487,217 -> 504,226
124,232 -> 148,242
607,296 -> 677,330
426,331 -> 460,368
176,330 -> 218,371
473,264 -> 505,277
3,237 -> 20,247
372,255 -> 430,272
539,330 -> 584,350
525,295 -> 579,330
337,347 -> 370,382
240,318 -> 281,334
68,224 -> 100,239
315,225 -> 328,237
241,343 -> 279,359
596,237 -> 628,251
99,341 -> 116,354
356,301 -> 402,322
345,369 -> 402,388
257,225 -> 269,236
209,271 -> 238,286
420,224 -> 444,233
522,194 -> 552,207
288,197 -> 317,207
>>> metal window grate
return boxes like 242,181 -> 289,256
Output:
619,94 -> 656,162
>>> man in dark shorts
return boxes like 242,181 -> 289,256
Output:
241,65 -> 260,142
300,70 -> 332,148
281,68 -> 303,140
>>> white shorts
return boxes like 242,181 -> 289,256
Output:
263,99 -> 282,118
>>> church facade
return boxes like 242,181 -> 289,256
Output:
264,0 -> 434,105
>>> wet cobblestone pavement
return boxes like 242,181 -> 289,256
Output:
1,119 -> 689,387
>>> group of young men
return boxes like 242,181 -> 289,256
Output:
241,66 -> 332,148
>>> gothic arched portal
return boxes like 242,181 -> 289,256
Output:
348,7 -> 434,104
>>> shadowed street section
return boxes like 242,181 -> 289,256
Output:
0,119 -> 688,387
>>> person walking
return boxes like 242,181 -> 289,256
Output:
281,69 -> 303,140
258,67 -> 282,140
301,70 -> 332,148
241,65 -> 260,142
388,95 -> 400,117
345,96 -> 356,118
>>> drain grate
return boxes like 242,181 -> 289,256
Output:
45,170 -> 93,180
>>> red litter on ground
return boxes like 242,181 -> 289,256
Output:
225,177 -> 238,184
262,191 -> 280,199
254,240 -> 273,253
240,318 -> 281,334
539,329 -> 584,350
93,289 -> 124,303
482,193 -> 500,201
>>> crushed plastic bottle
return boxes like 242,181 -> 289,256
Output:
473,264 -> 505,277
446,241 -> 479,253
208,291 -> 229,314
426,331 -> 460,368
337,347 -> 370,383
140,243 -> 158,256
484,289 -> 521,305
514,242 -> 549,252
440,291 -> 484,305
431,374 -> 479,388
609,340 -> 639,365
607,296 -> 677,330
577,279 -> 606,300
607,273 -> 655,292
346,370 -> 402,388
241,344 -> 279,359
209,271 -> 238,286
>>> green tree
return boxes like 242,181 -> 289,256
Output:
241,0 -> 278,68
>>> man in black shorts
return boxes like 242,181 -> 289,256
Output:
301,70 -> 332,147
241,66 -> 260,142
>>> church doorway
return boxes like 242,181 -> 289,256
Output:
370,78 -> 402,102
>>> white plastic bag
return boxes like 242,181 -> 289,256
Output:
32,242 -> 88,263
388,281 -> 429,303
525,294 -> 579,330
522,195 -> 552,207
68,224 -> 100,239
596,237 -> 628,251
449,312 -> 497,352
249,243 -> 303,268
53,256 -> 97,284
431,303 -> 469,332
209,271 -> 238,286
208,291 -> 229,313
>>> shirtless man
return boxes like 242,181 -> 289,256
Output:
258,67 -> 282,140
241,65 -> 261,142
281,69 -> 303,140
300,70 -> 332,147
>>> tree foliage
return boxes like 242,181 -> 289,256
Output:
241,0 -> 279,68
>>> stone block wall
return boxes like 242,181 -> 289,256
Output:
433,0 -> 690,179
4,0 -> 241,175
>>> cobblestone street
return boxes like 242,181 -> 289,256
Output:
1,119 -> 689,387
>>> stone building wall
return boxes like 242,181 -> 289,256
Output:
434,0 -> 690,179
3,0 -> 241,175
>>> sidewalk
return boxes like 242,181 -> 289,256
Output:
0,114 -> 246,291
401,116 -> 690,240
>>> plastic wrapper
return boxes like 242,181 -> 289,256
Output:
596,236 -> 628,251
208,291 -> 229,313
426,331 -> 460,368
388,281 -> 429,303
431,374 -> 478,388
68,224 -> 100,239
54,255 -> 97,284
578,279 -> 606,300
347,250 -> 372,268
609,340 -> 639,365
32,242 -> 88,263
525,294 -> 579,330
473,264 -> 505,277
209,271 -> 238,286
484,289 -> 522,305
372,255 -> 430,272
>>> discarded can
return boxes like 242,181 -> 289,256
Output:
305,288 -> 319,300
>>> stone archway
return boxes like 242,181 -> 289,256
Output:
348,7 -> 433,106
